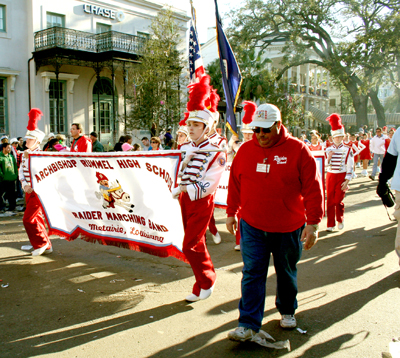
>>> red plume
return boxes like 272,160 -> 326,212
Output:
179,112 -> 189,126
326,113 -> 343,130
242,101 -> 257,124
27,108 -> 43,131
187,75 -> 211,112
210,89 -> 220,113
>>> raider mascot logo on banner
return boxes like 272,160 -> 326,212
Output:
94,172 -> 135,212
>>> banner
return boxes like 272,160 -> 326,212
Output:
214,161 -> 231,208
29,151 -> 187,262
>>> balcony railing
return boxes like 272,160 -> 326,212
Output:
34,27 -> 146,55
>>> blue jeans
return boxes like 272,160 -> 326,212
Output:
238,219 -> 304,332
372,154 -> 384,178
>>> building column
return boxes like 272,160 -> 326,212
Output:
297,65 -> 300,93
326,71 -> 330,112
314,66 -> 318,96
287,67 -> 292,91
305,63 -> 310,111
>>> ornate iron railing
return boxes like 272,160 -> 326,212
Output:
34,27 -> 146,55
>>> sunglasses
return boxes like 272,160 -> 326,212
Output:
253,123 -> 276,134
151,141 -> 158,143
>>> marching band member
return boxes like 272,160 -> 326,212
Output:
325,114 -> 354,232
172,75 -> 225,302
347,134 -> 366,178
359,133 -> 372,177
176,125 -> 189,146
20,109 -> 53,256
308,133 -> 323,151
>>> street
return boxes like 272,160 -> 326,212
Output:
1,169 -> 399,358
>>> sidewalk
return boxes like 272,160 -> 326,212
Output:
0,168 -> 399,358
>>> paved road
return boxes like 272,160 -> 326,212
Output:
1,169 -> 399,358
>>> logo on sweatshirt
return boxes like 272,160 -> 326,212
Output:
274,155 -> 287,164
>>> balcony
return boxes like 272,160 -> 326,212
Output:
33,27 -> 146,64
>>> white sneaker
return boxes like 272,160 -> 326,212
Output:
356,163 -> 361,168
234,245 -> 241,251
21,245 -> 33,251
211,232 -> 221,244
185,293 -> 200,302
199,282 -> 215,300
32,242 -> 50,256
228,326 -> 256,342
326,227 -> 335,232
338,221 -> 344,230
280,315 -> 297,328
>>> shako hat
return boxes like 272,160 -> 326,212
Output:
25,109 -> 45,142
326,113 -> 345,138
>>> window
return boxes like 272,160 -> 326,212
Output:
0,5 -> 5,32
96,23 -> 111,33
137,31 -> 150,39
49,80 -> 67,134
46,12 -> 65,28
330,98 -> 336,107
0,77 -> 7,134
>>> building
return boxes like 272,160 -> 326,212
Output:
0,0 -> 189,146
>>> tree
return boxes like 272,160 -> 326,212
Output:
206,47 -> 305,127
228,0 -> 400,128
126,9 -> 185,135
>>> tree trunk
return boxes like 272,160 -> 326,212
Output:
369,89 -> 386,127
350,92 -> 369,128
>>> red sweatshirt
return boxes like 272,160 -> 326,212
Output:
70,136 -> 92,153
227,126 -> 324,233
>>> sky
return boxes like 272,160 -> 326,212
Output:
160,0 -> 245,43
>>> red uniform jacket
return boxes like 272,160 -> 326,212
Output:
70,136 -> 92,153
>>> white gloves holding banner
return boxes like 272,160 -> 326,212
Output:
181,147 -> 198,171
172,186 -> 182,200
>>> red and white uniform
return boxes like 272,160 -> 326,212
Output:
359,139 -> 372,160
178,138 -> 225,296
70,136 -> 92,152
325,143 -> 354,227
345,140 -> 365,162
19,147 -> 51,250
207,132 -> 227,237
308,143 -> 323,151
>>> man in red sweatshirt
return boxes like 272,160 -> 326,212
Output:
226,102 -> 324,342
70,123 -> 92,152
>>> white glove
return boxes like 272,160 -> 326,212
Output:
182,147 -> 199,165
172,186 -> 182,200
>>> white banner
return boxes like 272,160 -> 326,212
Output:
29,151 -> 187,262
214,161 -> 231,208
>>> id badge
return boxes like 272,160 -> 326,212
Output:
256,163 -> 269,173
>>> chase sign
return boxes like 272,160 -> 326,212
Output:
83,4 -> 125,22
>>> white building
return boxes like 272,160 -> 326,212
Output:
0,0 -> 189,145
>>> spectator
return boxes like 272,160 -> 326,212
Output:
1,135 -> 9,144
226,102 -> 323,341
10,138 -> 19,159
16,137 -> 24,151
122,135 -> 133,151
114,136 -> 126,152
90,132 -> 104,152
165,128 -> 173,144
70,123 -> 92,152
0,142 -> 18,213
369,127 -> 387,180
42,133 -> 55,151
132,143 -> 141,151
149,137 -> 161,151
141,137 -> 150,151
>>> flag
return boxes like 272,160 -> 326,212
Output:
214,0 -> 242,134
189,1 -> 205,83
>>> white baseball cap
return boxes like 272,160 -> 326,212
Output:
252,104 -> 282,128
10,137 -> 18,144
